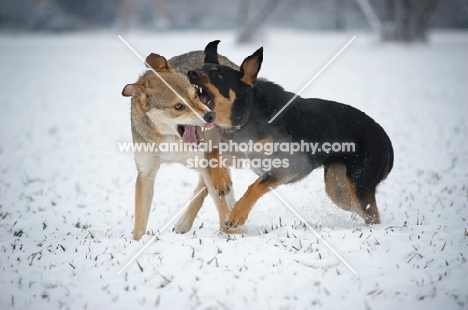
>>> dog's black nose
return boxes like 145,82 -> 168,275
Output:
203,111 -> 216,124
188,70 -> 201,79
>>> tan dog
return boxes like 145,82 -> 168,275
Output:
122,54 -> 236,240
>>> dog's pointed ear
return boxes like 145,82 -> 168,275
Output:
240,47 -> 263,87
204,40 -> 220,64
145,53 -> 175,73
122,82 -> 145,98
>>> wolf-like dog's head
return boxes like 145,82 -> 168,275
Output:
123,54 -> 215,144
188,41 -> 263,131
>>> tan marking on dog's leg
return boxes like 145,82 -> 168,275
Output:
209,148 -> 232,197
324,163 -> 356,212
224,173 -> 296,231
324,163 -> 381,225
174,175 -> 208,234
362,192 -> 381,225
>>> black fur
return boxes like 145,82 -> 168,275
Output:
203,40 -> 221,65
189,41 -> 394,222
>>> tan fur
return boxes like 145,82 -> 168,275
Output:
168,50 -> 240,75
123,54 -> 235,240
240,53 -> 262,86
324,163 -> 380,225
209,148 -> 232,197
197,72 -> 236,128
362,193 -> 380,225
224,172 -> 297,229
145,53 -> 176,73
173,176 -> 208,234
204,84 -> 237,128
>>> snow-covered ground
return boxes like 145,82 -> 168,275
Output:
0,29 -> 467,309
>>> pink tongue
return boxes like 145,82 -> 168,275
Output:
182,125 -> 198,144
205,123 -> 214,130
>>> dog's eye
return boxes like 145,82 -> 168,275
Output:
174,103 -> 185,110
212,72 -> 223,80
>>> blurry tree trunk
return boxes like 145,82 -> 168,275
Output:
382,0 -> 437,42
380,0 -> 438,42
394,0 -> 410,41
355,0 -> 382,35
237,0 -> 280,43
333,0 -> 345,29
237,0 -> 249,28
411,0 -> 438,41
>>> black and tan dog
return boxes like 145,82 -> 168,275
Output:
187,40 -> 394,231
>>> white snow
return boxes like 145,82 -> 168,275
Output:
0,29 -> 467,309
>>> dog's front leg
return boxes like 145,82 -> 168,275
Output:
224,171 -> 295,231
209,148 -> 232,197
133,154 -> 160,240
205,129 -> 232,197
200,168 -> 246,234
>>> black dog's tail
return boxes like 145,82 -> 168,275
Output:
381,125 -> 394,180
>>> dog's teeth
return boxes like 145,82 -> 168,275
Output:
201,127 -> 205,132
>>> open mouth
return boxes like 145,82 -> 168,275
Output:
192,84 -> 213,108
177,123 -> 214,145
176,84 -> 215,144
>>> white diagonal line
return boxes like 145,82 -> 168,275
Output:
268,36 -> 356,123
117,186 -> 207,275
269,187 -> 357,274
118,35 -> 205,123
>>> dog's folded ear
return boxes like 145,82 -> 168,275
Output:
122,81 -> 149,113
204,40 -> 220,65
240,47 -> 263,87
145,53 -> 175,73
122,82 -> 145,98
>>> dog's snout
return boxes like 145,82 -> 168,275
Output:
203,111 -> 216,124
188,70 -> 201,80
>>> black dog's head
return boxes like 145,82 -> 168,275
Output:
188,40 -> 263,130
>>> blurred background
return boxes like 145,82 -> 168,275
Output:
1,0 -> 467,42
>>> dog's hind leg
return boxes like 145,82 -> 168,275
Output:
174,175 -> 208,234
324,163 -> 380,225
360,191 -> 380,225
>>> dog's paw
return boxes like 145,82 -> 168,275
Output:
211,167 -> 232,197
223,207 -> 248,231
174,215 -> 193,234
133,230 -> 145,241
220,225 -> 247,235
